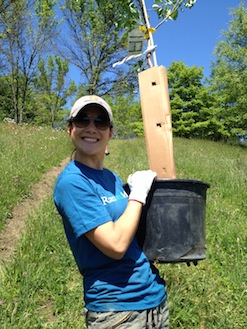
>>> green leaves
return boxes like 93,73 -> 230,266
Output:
151,0 -> 196,22
166,2 -> 247,144
35,55 -> 77,127
168,61 -> 224,140
60,0 -> 137,96
210,2 -> 247,142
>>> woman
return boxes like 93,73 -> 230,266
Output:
54,95 -> 169,328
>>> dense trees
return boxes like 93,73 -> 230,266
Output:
168,62 -> 214,139
35,56 -> 77,127
0,1 -> 246,143
108,95 -> 143,138
167,62 -> 234,141
209,2 -> 247,142
166,2 -> 247,143
0,0 -> 58,124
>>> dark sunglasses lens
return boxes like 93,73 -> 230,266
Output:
73,115 -> 110,130
73,116 -> 90,128
94,116 -> 110,130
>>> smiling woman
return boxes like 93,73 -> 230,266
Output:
68,107 -> 113,169
53,95 -> 169,328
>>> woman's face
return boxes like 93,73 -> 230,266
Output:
68,106 -> 112,163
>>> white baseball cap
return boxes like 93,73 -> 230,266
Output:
70,95 -> 113,124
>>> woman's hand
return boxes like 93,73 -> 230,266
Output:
127,170 -> 157,205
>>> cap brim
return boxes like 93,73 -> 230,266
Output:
73,104 -> 111,122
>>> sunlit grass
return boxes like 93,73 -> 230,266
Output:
0,125 -> 246,328
0,123 -> 72,229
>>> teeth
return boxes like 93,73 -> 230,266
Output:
83,138 -> 97,142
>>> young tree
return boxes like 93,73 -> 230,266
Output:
210,2 -> 247,142
167,61 -> 225,140
35,55 -> 77,127
0,75 -> 13,120
0,0 -> 57,124
58,1 -> 196,97
109,95 -> 143,138
58,0 -> 138,97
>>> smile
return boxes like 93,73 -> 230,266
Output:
83,137 -> 98,142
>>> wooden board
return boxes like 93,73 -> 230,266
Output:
138,65 -> 176,178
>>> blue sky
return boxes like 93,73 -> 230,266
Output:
68,0 -> 243,87
145,0 -> 243,78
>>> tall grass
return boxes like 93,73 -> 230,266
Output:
0,123 -> 72,229
0,124 -> 246,328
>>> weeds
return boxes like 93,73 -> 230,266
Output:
0,123 -> 72,229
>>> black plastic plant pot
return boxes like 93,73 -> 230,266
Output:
125,179 -> 210,264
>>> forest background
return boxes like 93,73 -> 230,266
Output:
0,0 -> 246,144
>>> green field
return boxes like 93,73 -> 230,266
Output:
0,123 -> 246,328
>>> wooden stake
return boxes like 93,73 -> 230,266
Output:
138,65 -> 176,179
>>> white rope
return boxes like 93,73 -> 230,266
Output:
112,45 -> 157,68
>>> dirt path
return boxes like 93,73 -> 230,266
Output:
0,157 -> 69,265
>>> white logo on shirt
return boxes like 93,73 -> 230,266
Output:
101,191 -> 128,205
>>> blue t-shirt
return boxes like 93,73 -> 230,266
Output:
54,160 -> 166,312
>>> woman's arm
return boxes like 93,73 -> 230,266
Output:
85,170 -> 156,260
85,200 -> 143,260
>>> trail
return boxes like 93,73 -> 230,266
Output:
0,157 -> 69,266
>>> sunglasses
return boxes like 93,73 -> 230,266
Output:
72,115 -> 111,130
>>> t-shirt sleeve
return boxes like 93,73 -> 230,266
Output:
54,173 -> 112,238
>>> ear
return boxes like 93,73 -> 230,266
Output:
67,123 -> 72,136
109,127 -> 114,139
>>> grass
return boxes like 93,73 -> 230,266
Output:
0,123 -> 72,230
0,123 -> 246,328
